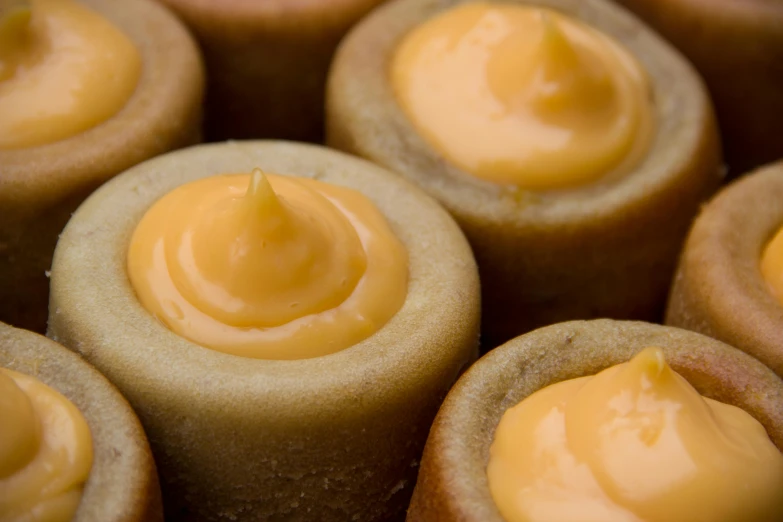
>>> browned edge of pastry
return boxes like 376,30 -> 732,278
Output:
666,161 -> 783,377
406,319 -> 783,521
47,140 -> 481,522
326,0 -> 722,347
158,0 -> 388,142
0,321 -> 163,522
0,0 -> 205,333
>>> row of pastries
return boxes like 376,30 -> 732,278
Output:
1,0 -> 783,521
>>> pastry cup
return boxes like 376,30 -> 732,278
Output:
47,141 -> 481,521
0,0 -> 204,333
406,319 -> 783,521
326,0 -> 721,347
0,322 -> 162,522
666,161 -> 783,377
615,0 -> 783,175
155,0 -> 388,142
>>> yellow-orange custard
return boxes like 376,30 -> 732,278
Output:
391,2 -> 654,190
0,0 -> 141,149
127,169 -> 409,360
0,368 -> 93,522
487,347 -> 783,522
761,225 -> 783,307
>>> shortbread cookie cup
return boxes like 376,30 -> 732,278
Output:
326,0 -> 722,347
0,0 -> 204,333
156,0 -> 388,142
667,161 -> 783,377
406,319 -> 783,521
0,321 -> 163,522
47,141 -> 481,521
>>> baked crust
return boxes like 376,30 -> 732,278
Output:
157,0 -> 388,142
326,0 -> 721,347
406,319 -> 783,521
666,161 -> 783,377
47,141 -> 481,521
0,322 -> 162,522
0,0 -> 204,333
615,0 -> 783,174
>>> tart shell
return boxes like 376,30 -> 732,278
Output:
0,322 -> 162,522
156,0 -> 388,142
47,141 -> 481,522
326,0 -> 722,347
666,161 -> 783,377
0,0 -> 204,333
406,319 -> 783,521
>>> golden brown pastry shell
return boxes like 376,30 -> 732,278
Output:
614,0 -> 783,175
0,0 -> 204,333
666,161 -> 783,377
47,141 -> 481,522
406,319 -> 783,521
156,0 -> 388,142
326,0 -> 722,348
0,322 -> 162,522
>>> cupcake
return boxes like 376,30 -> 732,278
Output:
154,0 -> 389,142
667,161 -> 783,377
407,319 -> 783,521
0,0 -> 204,333
326,0 -> 721,347
47,141 -> 480,521
614,0 -> 783,174
0,321 -> 162,522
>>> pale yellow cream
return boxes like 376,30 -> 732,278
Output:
0,0 -> 141,149
127,169 -> 409,360
0,368 -> 93,522
391,2 -> 654,190
487,347 -> 783,522
761,225 -> 783,307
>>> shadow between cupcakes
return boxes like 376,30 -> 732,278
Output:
0,321 -> 163,522
47,141 -> 481,521
0,0 -> 204,333
667,161 -> 783,377
406,319 -> 783,521
326,0 -> 722,348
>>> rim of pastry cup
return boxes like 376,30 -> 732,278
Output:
48,140 -> 481,427
0,0 -> 204,211
0,322 -> 161,522
667,161 -> 783,376
408,319 -> 783,521
326,0 -> 721,228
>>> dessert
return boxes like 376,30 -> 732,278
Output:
0,321 -> 162,522
667,161 -> 783,377
154,0 -> 389,142
614,0 -> 783,174
407,319 -> 783,521
47,141 -> 481,521
0,0 -> 204,333
327,0 -> 721,346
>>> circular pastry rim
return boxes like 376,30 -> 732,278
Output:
408,319 -> 783,521
666,162 -> 783,375
326,0 -> 720,228
48,140 -> 481,426
0,0 -> 204,207
0,322 -> 161,522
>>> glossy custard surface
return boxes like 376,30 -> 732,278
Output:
391,2 -> 653,190
127,169 -> 409,360
0,368 -> 93,522
0,0 -> 141,149
761,225 -> 783,307
487,347 -> 783,521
